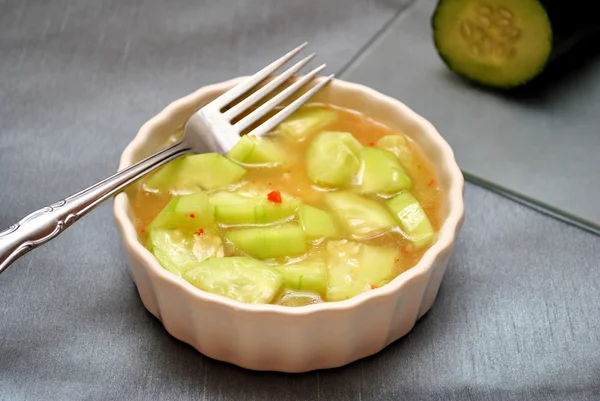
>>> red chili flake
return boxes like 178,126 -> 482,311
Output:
194,228 -> 204,236
370,285 -> 379,290
428,179 -> 436,187
189,214 -> 195,218
140,229 -> 146,234
400,248 -> 408,256
267,190 -> 282,203
368,142 -> 375,146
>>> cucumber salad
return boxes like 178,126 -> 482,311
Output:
131,104 -> 443,306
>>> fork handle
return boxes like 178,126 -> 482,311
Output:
0,140 -> 192,275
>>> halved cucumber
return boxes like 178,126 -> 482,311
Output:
278,107 -> 338,142
432,0 -> 554,88
306,131 -> 363,188
148,192 -> 215,232
227,135 -> 287,167
183,256 -> 283,304
209,190 -> 301,225
355,147 -> 412,195
324,192 -> 396,238
225,224 -> 308,259
144,153 -> 246,194
386,191 -> 435,249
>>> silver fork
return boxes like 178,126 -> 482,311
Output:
0,43 -> 333,274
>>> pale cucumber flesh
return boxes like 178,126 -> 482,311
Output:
183,256 -> 283,304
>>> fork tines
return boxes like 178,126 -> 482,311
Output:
214,43 -> 334,138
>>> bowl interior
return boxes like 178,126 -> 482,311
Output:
115,77 -> 465,312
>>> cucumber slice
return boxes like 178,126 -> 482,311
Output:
306,131 -> 362,187
209,190 -> 301,225
227,135 -> 287,166
148,192 -> 215,232
432,0 -> 554,88
386,191 -> 435,249
354,244 -> 399,287
324,192 -> 396,238
145,153 -> 246,193
278,108 -> 338,141
146,229 -> 197,275
375,135 -> 415,172
356,147 -> 412,195
276,258 -> 327,294
226,224 -> 308,259
325,240 -> 399,302
183,256 -> 283,304
297,205 -> 339,240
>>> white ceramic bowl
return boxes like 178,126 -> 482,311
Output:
113,77 -> 465,373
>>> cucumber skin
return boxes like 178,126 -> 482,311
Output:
431,0 -> 600,88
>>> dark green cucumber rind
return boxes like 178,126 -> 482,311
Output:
431,0 -> 600,89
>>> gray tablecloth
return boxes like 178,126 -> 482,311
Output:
1,1 -> 599,400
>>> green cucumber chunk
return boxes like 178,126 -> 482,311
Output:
297,205 -> 339,240
324,192 -> 396,238
306,131 -> 362,187
226,224 -> 307,259
356,147 -> 412,195
147,228 -> 225,275
278,108 -> 338,141
209,190 -> 301,225
276,258 -> 327,294
375,135 -> 415,172
386,191 -> 435,249
325,240 -> 399,302
227,135 -> 287,166
148,192 -> 215,232
145,153 -> 246,193
146,229 -> 197,275
432,0 -> 553,88
183,257 -> 283,304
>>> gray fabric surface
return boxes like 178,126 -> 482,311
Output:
1,1 -> 600,400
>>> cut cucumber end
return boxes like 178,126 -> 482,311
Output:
432,0 -> 553,88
